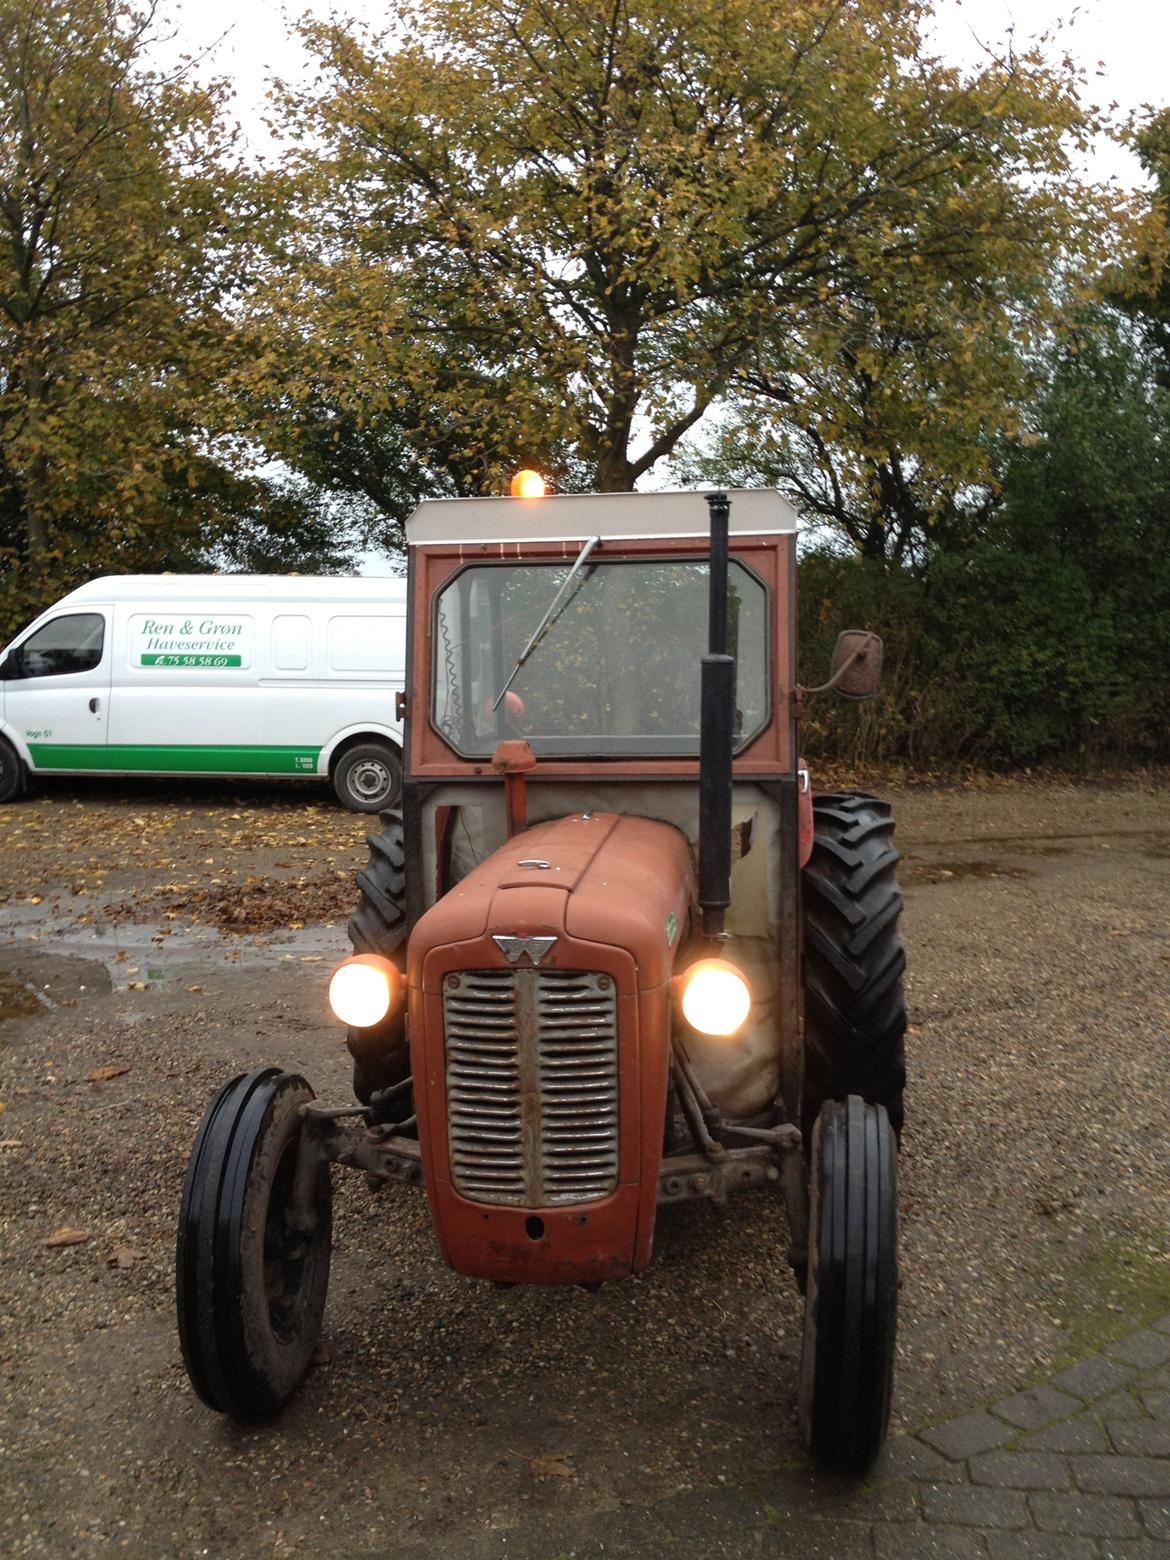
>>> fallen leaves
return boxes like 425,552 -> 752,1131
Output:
511,1451 -> 574,1480
105,869 -> 358,935
45,1227 -> 90,1248
107,1245 -> 145,1269
87,1064 -> 131,1084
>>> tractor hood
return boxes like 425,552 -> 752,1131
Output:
407,811 -> 695,992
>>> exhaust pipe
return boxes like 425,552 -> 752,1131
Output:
698,491 -> 734,939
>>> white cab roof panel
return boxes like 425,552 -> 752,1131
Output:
52,575 -> 406,608
406,488 -> 797,546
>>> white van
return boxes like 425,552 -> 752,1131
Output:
0,575 -> 407,811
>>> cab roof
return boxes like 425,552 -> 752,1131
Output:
405,488 -> 797,547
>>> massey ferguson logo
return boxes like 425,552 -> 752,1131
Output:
492,934 -> 558,966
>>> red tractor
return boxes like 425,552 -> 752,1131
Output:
176,488 -> 906,1471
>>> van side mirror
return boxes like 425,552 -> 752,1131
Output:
0,650 -> 13,680
826,630 -> 883,700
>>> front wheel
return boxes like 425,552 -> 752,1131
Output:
176,1068 -> 332,1417
332,741 -> 402,812
0,738 -> 27,804
799,1095 -> 898,1472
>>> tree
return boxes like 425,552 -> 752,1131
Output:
675,279 -> 1009,565
0,0 -> 322,637
1114,108 -> 1170,388
262,0 -> 1122,497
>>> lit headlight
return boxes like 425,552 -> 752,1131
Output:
679,958 -> 751,1038
328,955 -> 401,1029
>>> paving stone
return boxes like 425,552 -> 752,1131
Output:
1071,1455 -> 1170,1498
1108,1333 -> 1170,1370
882,1435 -> 967,1484
757,1518 -> 875,1557
1111,1423 -> 1170,1457
969,1450 -> 1072,1490
922,1412 -> 1018,1460
1025,1418 -> 1112,1454
1148,1369 -> 1170,1389
1097,1542 -> 1170,1560
1139,1497 -> 1170,1539
1052,1356 -> 1140,1402
1029,1490 -> 1143,1536
1153,1319 -> 1170,1337
874,1529 -> 988,1559
1142,1392 -> 1170,1420
921,1484 -> 1029,1529
1098,1391 -> 1149,1420
984,1536 -> 1097,1560
991,1386 -> 1084,1431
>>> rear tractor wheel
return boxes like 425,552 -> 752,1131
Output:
176,1068 -> 332,1418
799,1095 -> 898,1472
802,792 -> 906,1139
347,810 -> 409,1108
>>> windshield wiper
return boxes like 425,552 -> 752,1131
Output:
491,535 -> 600,712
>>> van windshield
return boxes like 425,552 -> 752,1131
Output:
432,558 -> 769,758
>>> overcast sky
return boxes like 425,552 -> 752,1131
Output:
155,0 -> 1169,185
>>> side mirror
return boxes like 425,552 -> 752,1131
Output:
0,650 -> 12,680
827,630 -> 883,700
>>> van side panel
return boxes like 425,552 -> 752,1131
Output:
262,609 -> 405,769
104,605 -> 293,772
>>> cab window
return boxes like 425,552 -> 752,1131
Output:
16,613 -> 106,678
433,558 -> 769,758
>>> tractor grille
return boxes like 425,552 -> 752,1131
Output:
443,968 -> 619,1207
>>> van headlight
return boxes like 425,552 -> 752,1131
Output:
328,955 -> 401,1029
678,958 -> 752,1038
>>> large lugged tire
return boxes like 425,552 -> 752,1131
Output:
802,792 -> 906,1139
799,1096 -> 898,1472
176,1068 -> 332,1418
346,811 -> 408,1104
0,737 -> 27,804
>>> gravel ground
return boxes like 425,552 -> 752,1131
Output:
0,773 -> 1168,1558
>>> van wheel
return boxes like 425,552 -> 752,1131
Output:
0,739 -> 27,804
332,742 -> 401,812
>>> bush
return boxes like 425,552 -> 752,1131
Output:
797,543 -> 1170,769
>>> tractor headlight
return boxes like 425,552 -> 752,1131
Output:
328,955 -> 401,1029
679,958 -> 752,1038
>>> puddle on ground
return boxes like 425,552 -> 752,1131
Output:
0,973 -> 43,1023
0,903 -> 344,988
901,858 -> 1034,886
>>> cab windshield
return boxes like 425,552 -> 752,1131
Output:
432,557 -> 769,758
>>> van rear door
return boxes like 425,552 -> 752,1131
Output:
2,609 -> 112,771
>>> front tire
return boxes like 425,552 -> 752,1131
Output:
802,792 -> 906,1138
799,1096 -> 898,1472
332,741 -> 402,812
176,1068 -> 332,1417
0,738 -> 27,804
